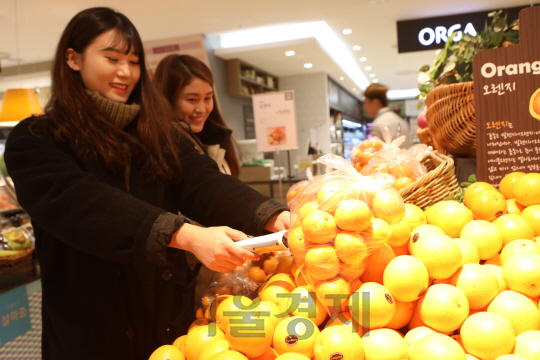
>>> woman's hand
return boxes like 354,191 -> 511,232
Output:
169,223 -> 260,273
263,211 -> 291,233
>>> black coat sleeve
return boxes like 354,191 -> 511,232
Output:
4,118 -> 183,265
174,137 -> 288,236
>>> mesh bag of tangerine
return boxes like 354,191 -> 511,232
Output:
288,154 -> 406,320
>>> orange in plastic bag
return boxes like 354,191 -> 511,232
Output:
289,153 -> 405,319
351,138 -> 384,172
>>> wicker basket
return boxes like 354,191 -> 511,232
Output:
425,82 -> 476,157
398,151 -> 460,209
0,247 -> 34,289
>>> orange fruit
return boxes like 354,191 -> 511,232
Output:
252,300 -> 285,329
387,218 -> 411,247
349,282 -> 396,329
362,328 -> 409,360
460,220 -> 504,260
315,277 -> 350,315
248,266 -> 267,283
470,189 -> 507,222
287,286 -> 328,326
259,280 -> 295,305
275,256 -> 294,275
513,330 -> 540,359
215,296 -> 253,333
297,201 -> 319,224
487,290 -> 540,335
371,188 -> 406,225
334,231 -> 368,265
172,335 -> 187,353
449,263 -> 499,309
383,255 -> 429,302
305,246 -> 340,281
408,224 -> 445,254
460,312 -> 516,359
263,256 -> 278,274
522,205 -> 540,237
225,307 -> 274,358
484,264 -> 508,293
199,339 -> 230,360
274,353 -> 310,360
404,203 -> 427,231
360,137 -> 383,151
502,253 -> 540,297
287,227 -> 312,265
424,202 -> 442,225
316,183 -> 351,214
184,323 -> 226,360
430,201 -> 473,238
404,326 -> 437,356
339,260 -> 365,282
453,238 -> 480,265
500,239 -> 540,266
334,199 -> 373,232
360,243 -> 396,284
410,333 -> 466,360
188,318 -> 209,334
464,182 -> 498,208
208,350 -> 248,360
386,300 -> 416,330
493,214 -> 535,247
507,199 -> 526,215
149,345 -> 185,360
393,176 -> 415,190
514,173 -> 540,206
392,242 -> 411,256
248,347 -> 279,360
361,218 -> 391,245
500,172 -> 526,200
408,306 -> 428,330
485,253 -> 501,266
419,284 -> 469,333
313,325 -> 364,360
273,316 -> 320,358
411,232 -> 462,280
302,211 -> 338,244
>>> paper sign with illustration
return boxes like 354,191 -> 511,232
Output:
252,91 -> 299,153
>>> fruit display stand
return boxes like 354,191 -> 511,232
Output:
398,150 -> 460,209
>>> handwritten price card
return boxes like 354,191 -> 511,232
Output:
473,6 -> 540,186
252,91 -> 299,153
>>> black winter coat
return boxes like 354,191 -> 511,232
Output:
4,118 -> 287,360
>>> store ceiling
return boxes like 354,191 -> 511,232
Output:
0,0 -> 533,99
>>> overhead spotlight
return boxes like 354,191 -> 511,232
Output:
373,79 -> 379,83
285,51 -> 295,56
342,29 -> 352,35
304,63 -> 313,68
340,77 -> 344,80
365,66 -> 372,71
352,87 -> 357,91
370,74 -> 376,78
359,57 -> 367,62
353,45 -> 361,50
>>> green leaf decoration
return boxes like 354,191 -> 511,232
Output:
491,32 -> 503,47
419,65 -> 430,72
468,174 -> 477,182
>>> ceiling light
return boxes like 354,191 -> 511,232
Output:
387,88 -> 421,100
352,88 -> 357,91
304,63 -> 313,68
342,29 -> 352,35
373,79 -> 379,83
340,77 -> 344,80
365,66 -> 372,71
370,74 -> 376,78
359,57 -> 367,62
353,45 -> 361,50
285,50 -> 295,56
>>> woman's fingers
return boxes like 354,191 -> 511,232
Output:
228,243 -> 259,262
220,226 -> 249,241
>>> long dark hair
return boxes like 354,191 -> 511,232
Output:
152,54 -> 240,177
35,7 -> 182,182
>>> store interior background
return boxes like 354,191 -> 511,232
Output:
0,0 -> 533,203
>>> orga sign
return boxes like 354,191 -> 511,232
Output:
397,5 -> 532,53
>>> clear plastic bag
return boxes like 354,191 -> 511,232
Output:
350,137 -> 384,172
288,154 -> 406,318
359,128 -> 429,190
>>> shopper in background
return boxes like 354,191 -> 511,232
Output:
153,54 -> 240,177
152,54 -> 242,307
364,83 -> 413,148
4,7 -> 289,360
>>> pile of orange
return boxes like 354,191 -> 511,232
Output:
148,171 -> 540,360
351,138 -> 383,172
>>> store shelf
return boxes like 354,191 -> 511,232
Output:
227,59 -> 279,98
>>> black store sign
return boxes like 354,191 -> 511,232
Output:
396,5 -> 534,54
